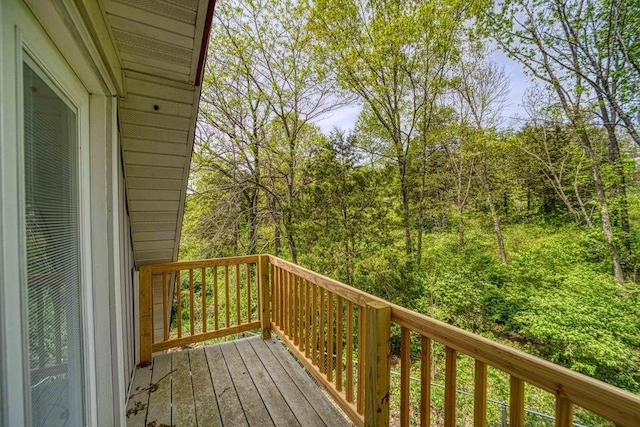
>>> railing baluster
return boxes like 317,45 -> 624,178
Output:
275,267 -> 280,328
270,263 -> 276,323
357,305 -> 365,415
279,267 -> 284,329
289,271 -> 294,338
213,266 -> 219,330
189,269 -> 195,335
401,327 -> 410,427
474,360 -> 487,427
320,288 -> 326,374
510,376 -> 525,427
150,273 -> 155,344
299,278 -> 304,352
312,283 -> 318,366
246,263 -> 251,323
346,300 -> 354,403
327,292 -> 334,383
298,277 -> 304,352
305,280 -> 311,358
336,296 -> 343,392
273,267 -> 277,328
236,264 -> 241,326
445,347 -> 456,427
555,396 -> 573,427
294,275 -> 299,346
224,265 -> 230,328
259,256 -> 271,339
283,270 -> 288,335
286,270 -> 290,332
139,266 -> 152,362
201,268 -> 206,334
162,272 -> 168,341
420,336 -> 431,427
278,267 -> 283,328
177,271 -> 182,338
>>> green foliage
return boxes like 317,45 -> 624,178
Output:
181,0 -> 640,422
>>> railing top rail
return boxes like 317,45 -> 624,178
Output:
269,255 -> 378,307
268,255 -> 640,426
143,254 -> 260,273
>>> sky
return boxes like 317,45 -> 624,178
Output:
314,49 -> 534,134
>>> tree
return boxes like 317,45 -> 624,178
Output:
197,0 -> 349,261
488,0 -> 627,282
452,51 -> 510,263
518,87 -> 594,227
310,0 -> 474,261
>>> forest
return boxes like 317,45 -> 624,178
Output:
178,0 -> 640,423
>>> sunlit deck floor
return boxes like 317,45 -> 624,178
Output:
125,336 -> 350,427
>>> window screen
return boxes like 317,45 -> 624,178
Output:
23,59 -> 85,427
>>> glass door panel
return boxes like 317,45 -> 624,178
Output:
23,59 -> 85,427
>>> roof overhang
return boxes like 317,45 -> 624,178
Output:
97,0 -> 215,266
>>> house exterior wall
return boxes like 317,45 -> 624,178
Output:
0,0 -> 134,425
119,144 -> 137,391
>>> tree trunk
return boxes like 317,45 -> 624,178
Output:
417,159 -> 427,264
274,225 -> 281,257
457,205 -> 465,247
574,182 -> 593,228
581,136 -> 625,284
246,189 -> 259,255
398,156 -> 412,256
480,154 -> 507,264
283,211 -> 298,264
267,194 -> 282,257
603,121 -> 631,250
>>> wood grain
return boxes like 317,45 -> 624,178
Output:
400,327 -> 410,427
444,347 -> 456,427
420,336 -> 431,427
364,301 -> 391,427
474,360 -> 487,427
555,396 -> 573,427
259,255 -> 271,338
139,265 -> 152,362
510,376 -> 525,427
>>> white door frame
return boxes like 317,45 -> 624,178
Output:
4,15 -> 95,427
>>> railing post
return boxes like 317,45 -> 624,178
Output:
259,255 -> 271,339
139,265 -> 153,363
364,301 -> 391,427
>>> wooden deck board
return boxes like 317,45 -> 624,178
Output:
146,353 -> 172,426
220,341 -> 275,426
245,338 -> 325,427
263,337 -> 350,426
125,361 -> 153,427
172,351 -> 197,426
235,339 -> 297,426
205,345 -> 249,427
189,347 -> 223,426
126,336 -> 350,427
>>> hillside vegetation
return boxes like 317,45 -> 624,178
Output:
180,0 -> 640,423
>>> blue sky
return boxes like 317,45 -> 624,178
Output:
314,50 -> 534,134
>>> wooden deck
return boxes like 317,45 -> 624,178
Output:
126,336 -> 350,426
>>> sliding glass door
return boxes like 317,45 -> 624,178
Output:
23,58 -> 85,427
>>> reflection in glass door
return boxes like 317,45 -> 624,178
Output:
23,59 -> 85,427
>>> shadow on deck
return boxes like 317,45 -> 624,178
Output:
126,336 -> 350,427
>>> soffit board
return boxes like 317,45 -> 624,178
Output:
101,0 -> 214,267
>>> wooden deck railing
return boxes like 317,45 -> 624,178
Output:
140,254 -> 640,427
139,255 -> 268,361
